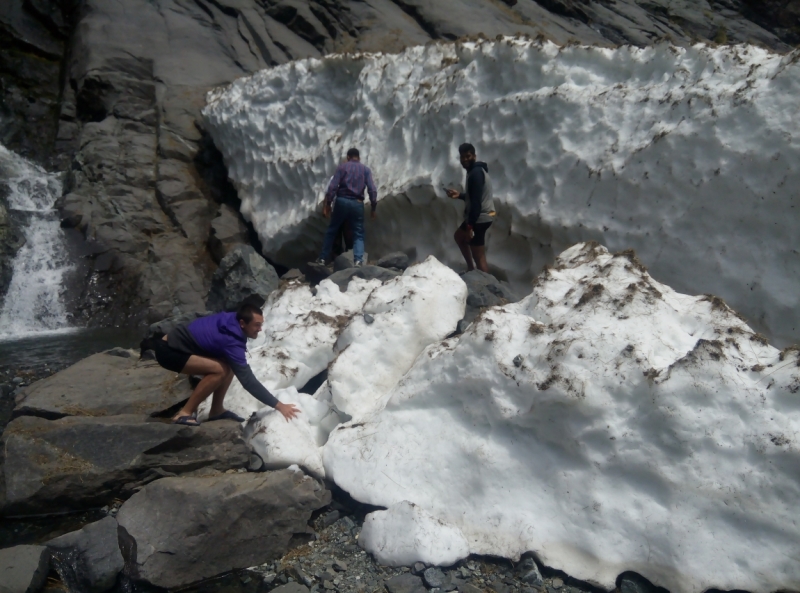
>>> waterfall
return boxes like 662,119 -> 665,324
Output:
0,144 -> 74,340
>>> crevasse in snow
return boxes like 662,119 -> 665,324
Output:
203,39 -> 800,347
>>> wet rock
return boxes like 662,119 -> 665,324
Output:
423,567 -> 446,588
326,265 -> 400,292
13,351 -> 192,419
116,470 -> 330,589
518,558 -> 543,586
0,545 -> 50,593
0,414 -> 249,515
334,250 -> 369,272
208,204 -> 250,263
386,573 -> 427,593
46,516 -> 123,593
206,245 -> 279,312
376,252 -> 410,270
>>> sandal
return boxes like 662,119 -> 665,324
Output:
172,415 -> 201,426
208,410 -> 245,423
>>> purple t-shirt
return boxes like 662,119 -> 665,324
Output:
187,311 -> 248,366
325,161 -> 378,210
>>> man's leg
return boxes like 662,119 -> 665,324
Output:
208,365 -> 235,418
454,227 -> 475,271
349,200 -> 366,263
319,202 -> 347,262
470,245 -> 489,273
172,356 -> 230,421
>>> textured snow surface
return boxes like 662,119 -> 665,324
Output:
324,242 -> 800,593
203,39 -> 800,347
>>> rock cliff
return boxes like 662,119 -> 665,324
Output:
0,0 -> 791,325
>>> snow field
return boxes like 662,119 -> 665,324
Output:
323,242 -> 800,593
203,39 -> 800,347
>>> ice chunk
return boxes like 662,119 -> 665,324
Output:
360,501 -> 470,567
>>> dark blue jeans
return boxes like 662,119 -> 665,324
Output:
320,197 -> 365,263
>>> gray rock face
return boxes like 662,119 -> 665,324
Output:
333,249 -> 369,272
0,545 -> 49,593
209,204 -> 250,263
385,573 -> 427,593
326,265 -> 400,292
47,517 -> 123,593
376,252 -> 410,270
0,415 -> 249,515
13,350 -> 192,419
459,270 -> 520,330
146,311 -> 209,339
206,245 -> 279,311
117,470 -> 331,589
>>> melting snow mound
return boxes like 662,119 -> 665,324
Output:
324,242 -> 800,593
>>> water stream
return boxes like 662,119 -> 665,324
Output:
0,143 -> 75,340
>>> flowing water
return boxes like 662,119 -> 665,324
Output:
0,143 -> 74,340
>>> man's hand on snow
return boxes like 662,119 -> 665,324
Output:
275,401 -> 300,421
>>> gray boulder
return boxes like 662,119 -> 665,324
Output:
117,470 -> 331,589
376,252 -> 410,270
459,270 -> 521,330
206,245 -> 279,312
13,350 -> 192,419
0,545 -> 49,593
0,414 -> 250,515
325,265 -> 400,292
208,204 -> 250,264
47,517 -> 123,593
146,311 -> 208,339
333,249 -> 369,272
385,573 -> 426,593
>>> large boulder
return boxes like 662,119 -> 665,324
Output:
459,270 -> 520,330
117,470 -> 330,589
13,350 -> 192,419
47,517 -> 123,593
333,249 -> 369,272
0,545 -> 49,593
376,252 -> 410,270
0,415 -> 249,515
206,245 -> 279,311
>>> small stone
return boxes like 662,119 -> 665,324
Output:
423,567 -> 446,588
459,584 -> 483,593
459,567 -> 471,578
322,510 -> 340,527
363,313 -> 374,324
333,560 -> 348,572
12,377 -> 23,384
282,269 -> 305,281
263,573 -> 277,584
552,579 -> 563,590
513,354 -> 523,367
340,516 -> 356,530
386,573 -> 426,593
324,581 -> 335,590
413,562 -> 427,575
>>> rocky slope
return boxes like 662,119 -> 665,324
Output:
0,0 -> 793,326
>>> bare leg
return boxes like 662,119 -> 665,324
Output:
208,366 -> 235,417
470,245 -> 489,273
172,355 -> 231,420
454,228 -> 475,271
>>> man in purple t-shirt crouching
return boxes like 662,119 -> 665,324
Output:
146,303 -> 299,426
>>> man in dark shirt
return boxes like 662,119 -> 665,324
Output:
316,147 -> 378,267
446,143 -> 495,273
149,303 -> 300,426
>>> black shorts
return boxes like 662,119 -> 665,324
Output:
154,338 -> 191,373
460,221 -> 492,246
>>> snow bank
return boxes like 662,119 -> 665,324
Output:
323,242 -> 800,593
203,39 -> 800,347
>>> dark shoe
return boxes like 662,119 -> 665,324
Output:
172,415 -> 200,427
314,257 -> 327,265
208,410 -> 245,423
354,259 -> 364,268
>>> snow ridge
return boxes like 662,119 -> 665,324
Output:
203,38 -> 800,347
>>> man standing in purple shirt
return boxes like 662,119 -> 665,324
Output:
315,147 -> 377,266
145,303 -> 300,426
